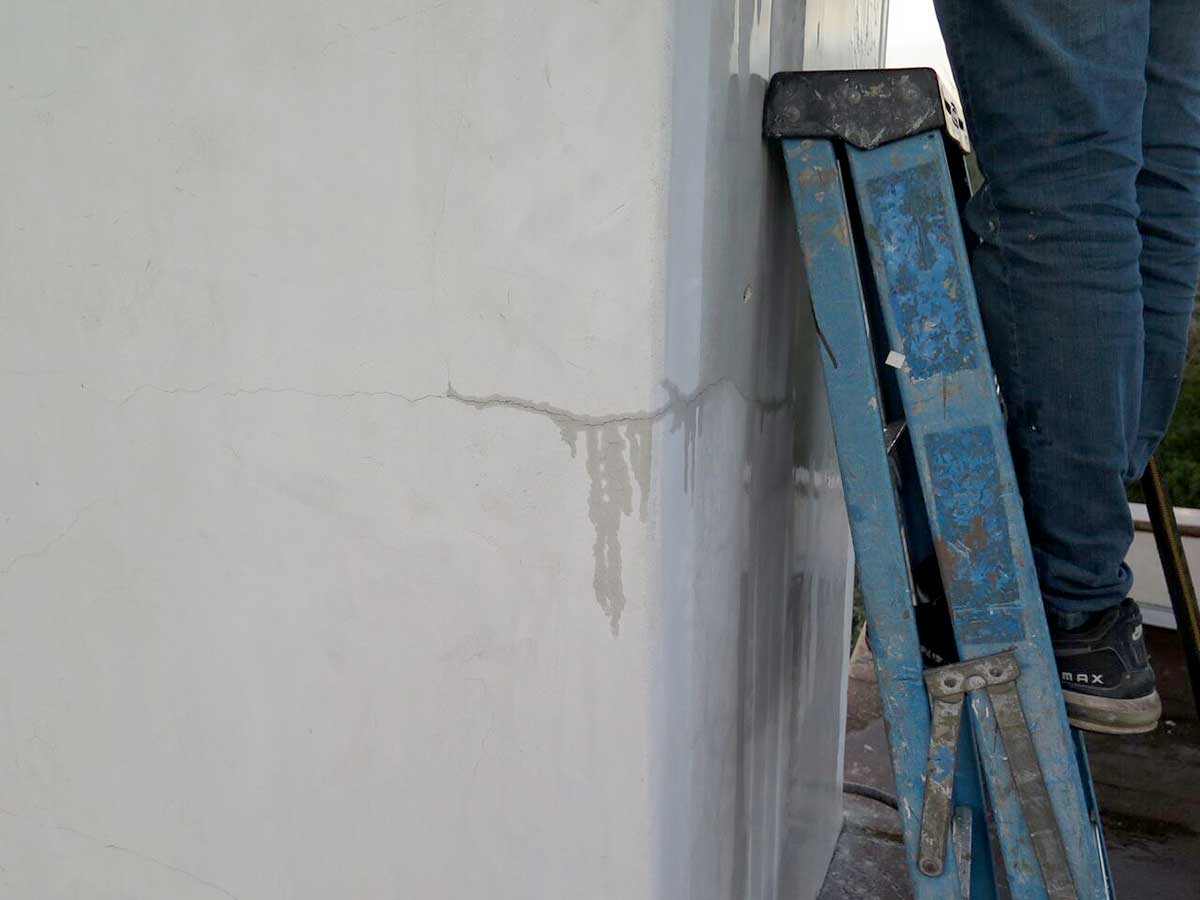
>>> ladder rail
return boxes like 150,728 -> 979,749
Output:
781,137 -> 979,899
768,69 -> 1115,900
846,132 -> 1106,900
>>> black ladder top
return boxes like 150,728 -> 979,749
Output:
762,67 -> 964,150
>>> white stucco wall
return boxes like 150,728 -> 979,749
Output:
0,3 -> 880,898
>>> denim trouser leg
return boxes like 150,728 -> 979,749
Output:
932,0 -> 1200,614
1129,0 -> 1200,477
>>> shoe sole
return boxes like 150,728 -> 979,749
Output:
1062,688 -> 1162,735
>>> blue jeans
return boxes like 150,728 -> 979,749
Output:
933,0 -> 1200,616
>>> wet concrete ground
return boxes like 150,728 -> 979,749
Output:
819,626 -> 1200,899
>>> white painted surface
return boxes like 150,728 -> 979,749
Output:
657,0 -> 862,891
1127,504 -> 1200,630
805,0 -> 888,70
0,3 -> 876,898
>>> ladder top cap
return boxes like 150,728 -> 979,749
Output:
763,68 -> 963,150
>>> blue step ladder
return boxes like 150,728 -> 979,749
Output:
764,69 -> 1115,900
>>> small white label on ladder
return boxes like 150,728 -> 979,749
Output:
885,351 -> 906,369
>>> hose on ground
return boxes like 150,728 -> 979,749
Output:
843,781 -> 900,811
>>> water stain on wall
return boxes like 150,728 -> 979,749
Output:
448,379 -> 723,635
119,379 -> 727,635
560,421 -> 652,635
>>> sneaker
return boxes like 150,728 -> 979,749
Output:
1049,598 -> 1162,735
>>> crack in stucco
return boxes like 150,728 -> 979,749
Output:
0,808 -> 241,900
112,376 -> 738,634
319,0 -> 452,55
100,843 -> 243,900
118,377 -> 732,424
0,499 -> 104,576
119,384 -> 445,407
447,385 -> 652,427
449,378 -> 732,635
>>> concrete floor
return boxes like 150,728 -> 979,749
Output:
820,625 -> 1200,899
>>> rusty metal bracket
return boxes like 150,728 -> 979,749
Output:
918,651 -> 1078,900
952,806 -> 972,900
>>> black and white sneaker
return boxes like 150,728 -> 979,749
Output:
1050,598 -> 1162,735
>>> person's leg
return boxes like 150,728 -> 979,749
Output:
932,0 -> 1165,732
931,0 -> 1149,615
1127,0 -> 1200,479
